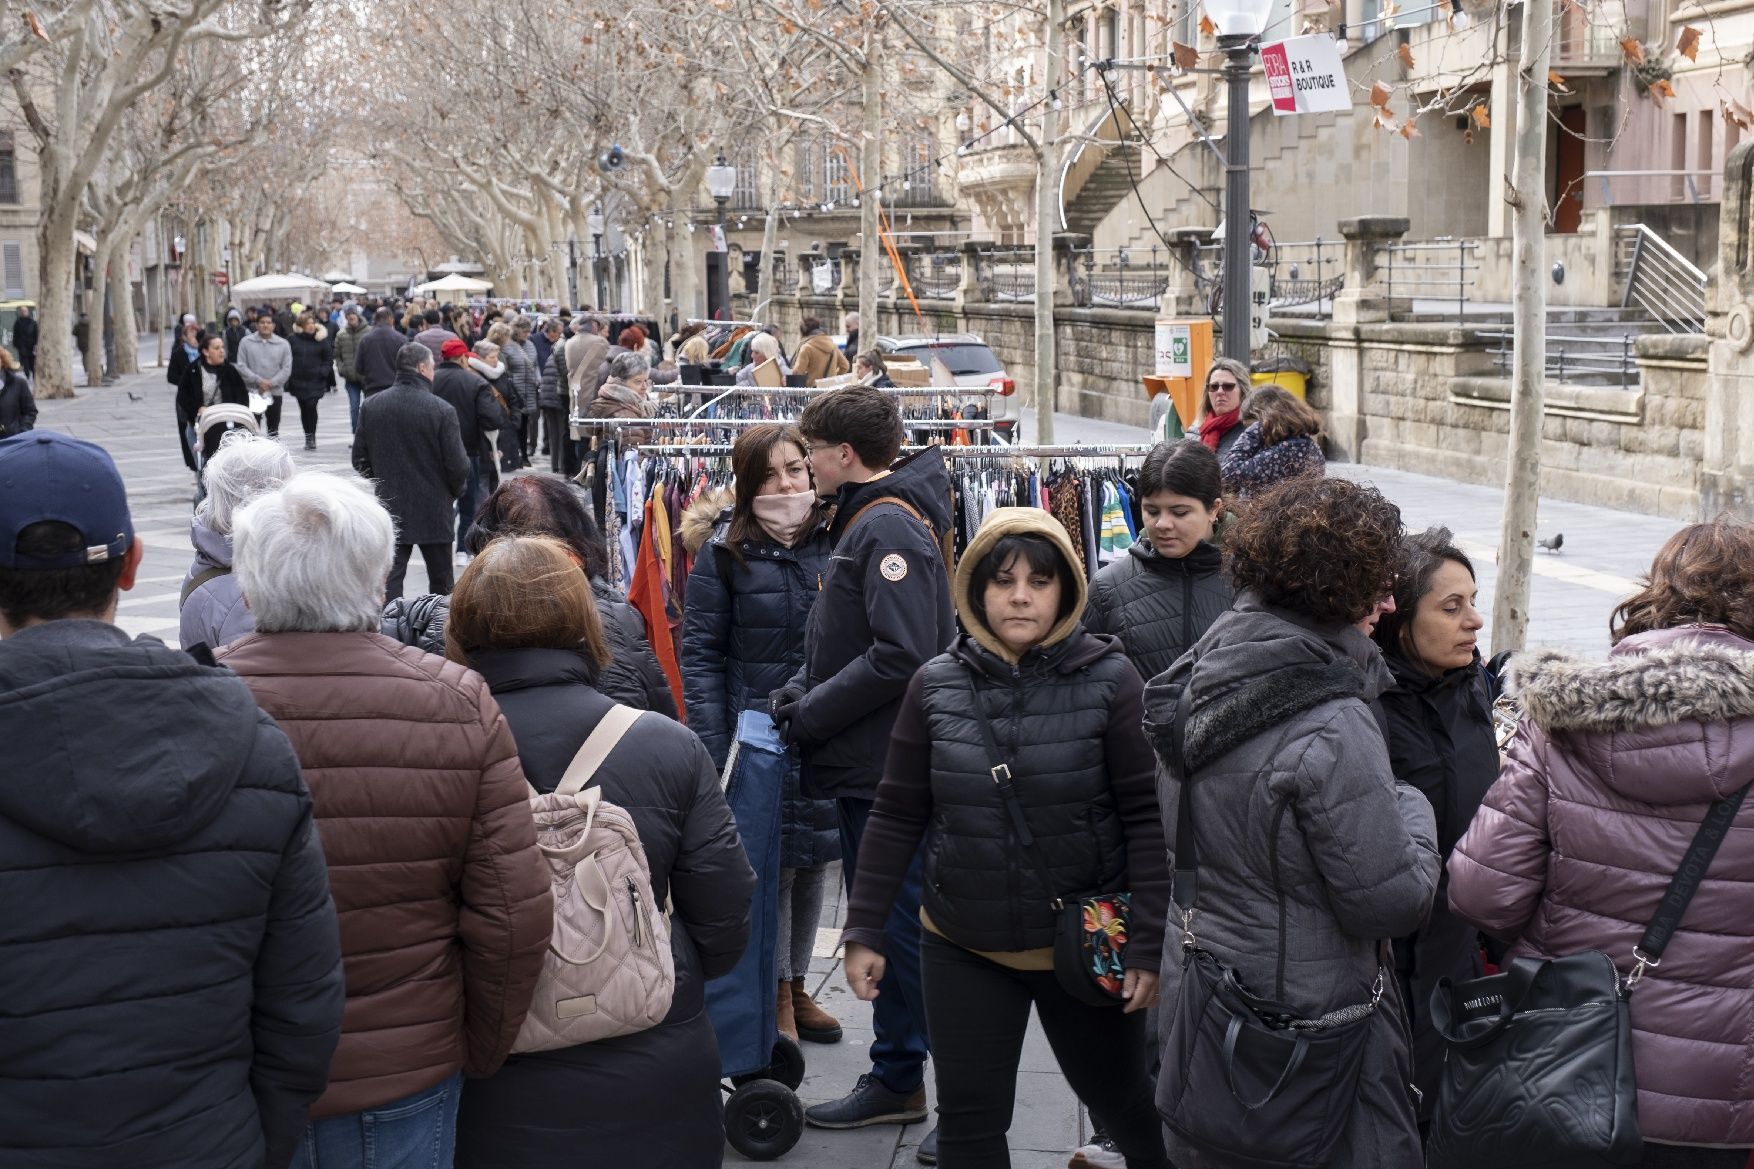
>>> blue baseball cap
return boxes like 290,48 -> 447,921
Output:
0,432 -> 133,568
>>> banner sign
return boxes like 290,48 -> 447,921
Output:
1155,320 -> 1192,377
1260,35 -> 1350,115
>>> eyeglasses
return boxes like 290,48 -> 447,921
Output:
1207,380 -> 1241,391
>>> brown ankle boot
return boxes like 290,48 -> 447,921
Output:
791,976 -> 843,1044
776,979 -> 798,1043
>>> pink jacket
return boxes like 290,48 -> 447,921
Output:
1448,626 -> 1754,1148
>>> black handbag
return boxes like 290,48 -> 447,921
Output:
1156,687 -> 1386,1169
1425,779 -> 1751,1169
963,672 -> 1133,1007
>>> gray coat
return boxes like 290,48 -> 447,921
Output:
235,331 -> 292,397
179,518 -> 253,650
1143,592 -> 1440,1169
351,373 -> 470,545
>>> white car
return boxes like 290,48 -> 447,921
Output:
874,333 -> 1019,442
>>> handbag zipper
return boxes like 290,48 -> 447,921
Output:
627,877 -> 646,949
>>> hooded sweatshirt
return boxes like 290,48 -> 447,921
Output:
0,619 -> 344,1169
841,508 -> 1169,970
179,516 -> 256,651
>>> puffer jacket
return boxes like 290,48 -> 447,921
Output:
843,508 -> 1169,967
333,319 -> 367,384
1448,626 -> 1754,1147
455,645 -> 753,1166
504,337 -> 540,414
286,327 -> 335,402
379,578 -> 676,718
680,489 -> 839,870
1143,591 -> 1440,1169
0,619 -> 344,1169
179,517 -> 252,651
538,346 -> 567,412
1083,537 -> 1231,683
1378,650 -> 1499,1119
217,631 -> 553,1118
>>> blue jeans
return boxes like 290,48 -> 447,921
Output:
456,454 -> 483,549
345,380 -> 363,432
838,796 -> 930,1093
288,1072 -> 462,1169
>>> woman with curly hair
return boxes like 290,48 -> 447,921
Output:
1143,476 -> 1440,1169
1449,519 -> 1754,1166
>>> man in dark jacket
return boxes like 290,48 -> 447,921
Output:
352,341 -> 470,599
771,386 -> 955,1139
0,431 -> 345,1169
10,305 -> 37,378
332,305 -> 369,432
354,307 -> 405,396
432,338 -> 508,554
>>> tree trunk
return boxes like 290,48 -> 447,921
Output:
84,243 -> 112,388
859,48 -> 884,338
640,229 -> 664,320
113,230 -> 140,375
1032,0 -> 1063,444
673,208 -> 702,323
754,203 -> 782,319
33,210 -> 80,399
1490,0 -> 1552,655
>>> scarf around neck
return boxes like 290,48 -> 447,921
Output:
1199,408 -> 1241,450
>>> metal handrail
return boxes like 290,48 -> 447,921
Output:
1477,329 -> 1640,387
1617,224 -> 1705,333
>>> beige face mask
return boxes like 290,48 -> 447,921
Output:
750,491 -> 816,547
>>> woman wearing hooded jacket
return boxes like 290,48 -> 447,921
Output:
1448,519 -> 1754,1166
1369,526 -> 1497,1132
680,424 -> 843,1046
1084,440 -> 1231,685
1143,476 -> 1439,1169
842,508 -> 1172,1169
447,536 -> 755,1168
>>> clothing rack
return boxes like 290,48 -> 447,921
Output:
573,416 -> 992,433
685,317 -> 767,328
685,384 -> 1005,418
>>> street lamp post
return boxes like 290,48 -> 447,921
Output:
704,153 -> 737,320
566,235 -> 579,308
1210,0 -> 1275,362
587,206 -> 607,309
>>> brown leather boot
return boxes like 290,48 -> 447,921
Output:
776,979 -> 798,1043
791,976 -> 843,1044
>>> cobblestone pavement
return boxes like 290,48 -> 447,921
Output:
31,370 -> 1686,1168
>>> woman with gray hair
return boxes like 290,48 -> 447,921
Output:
502,316 -> 542,468
178,434 -> 295,652
586,351 -> 657,444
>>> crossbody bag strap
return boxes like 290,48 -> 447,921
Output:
180,564 -> 231,606
1171,685 -> 1198,918
542,704 -> 644,799
1628,780 -> 1751,987
962,668 -> 1066,910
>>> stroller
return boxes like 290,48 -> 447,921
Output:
707,710 -> 807,1161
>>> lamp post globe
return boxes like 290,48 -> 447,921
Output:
1215,0 -> 1275,361
704,153 -> 737,319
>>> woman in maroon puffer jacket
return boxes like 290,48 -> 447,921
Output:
1449,518 -> 1754,1168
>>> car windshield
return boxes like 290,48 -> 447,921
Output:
893,343 -> 1003,376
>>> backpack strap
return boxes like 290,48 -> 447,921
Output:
844,493 -> 955,570
548,704 -> 643,799
180,565 -> 232,606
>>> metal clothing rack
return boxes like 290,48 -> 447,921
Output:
685,384 -> 1006,419
572,416 -> 992,433
685,317 -> 767,328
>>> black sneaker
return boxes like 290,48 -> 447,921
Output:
916,1124 -> 939,1164
304,435 -> 316,451
804,1074 -> 928,1129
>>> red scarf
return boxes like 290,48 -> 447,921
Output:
1199,409 -> 1241,450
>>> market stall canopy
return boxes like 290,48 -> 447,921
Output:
330,281 -> 367,294
413,273 -> 494,294
320,270 -> 353,283
230,273 -> 331,301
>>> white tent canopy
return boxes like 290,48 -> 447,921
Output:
330,281 -> 367,294
413,273 -> 493,295
320,269 -> 353,283
230,272 -> 330,302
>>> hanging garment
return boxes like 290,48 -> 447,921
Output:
629,494 -> 687,717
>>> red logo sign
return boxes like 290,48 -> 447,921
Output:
1261,43 -> 1296,113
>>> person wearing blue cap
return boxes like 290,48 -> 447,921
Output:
0,430 -> 346,1169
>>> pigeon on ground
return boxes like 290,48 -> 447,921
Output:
126,391 -> 144,401
1538,532 -> 1564,554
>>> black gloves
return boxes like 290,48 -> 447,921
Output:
769,685 -> 806,746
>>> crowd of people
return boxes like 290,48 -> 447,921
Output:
0,346 -> 1750,1169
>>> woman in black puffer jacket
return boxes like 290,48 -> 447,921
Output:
1085,440 -> 1232,683
446,536 -> 754,1168
1370,526 -> 1498,1132
378,476 -> 677,717
842,507 -> 1171,1169
680,424 -> 842,1045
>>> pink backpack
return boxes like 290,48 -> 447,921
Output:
512,705 -> 675,1052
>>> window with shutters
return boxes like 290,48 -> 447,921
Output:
2,242 -> 24,297
0,135 -> 17,204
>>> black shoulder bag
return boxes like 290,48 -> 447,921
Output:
963,672 -> 1133,1007
1424,779 -> 1751,1169
1156,685 -> 1388,1169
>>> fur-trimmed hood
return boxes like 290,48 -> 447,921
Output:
1506,626 -> 1754,807
680,487 -> 734,557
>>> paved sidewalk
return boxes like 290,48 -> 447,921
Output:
28,370 -> 1689,1168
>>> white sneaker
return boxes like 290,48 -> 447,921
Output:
1069,1134 -> 1126,1169
454,551 -> 471,567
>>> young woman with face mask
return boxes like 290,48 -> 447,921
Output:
840,508 -> 1172,1169
1369,527 -> 1497,1135
1085,441 -> 1233,684
679,423 -> 844,1046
